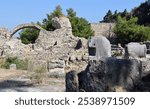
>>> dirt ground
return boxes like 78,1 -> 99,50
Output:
0,69 -> 65,92
0,69 -> 29,81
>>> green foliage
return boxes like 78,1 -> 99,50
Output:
132,0 -> 150,26
121,9 -> 128,18
100,9 -> 129,23
67,8 -> 94,38
101,1 -> 150,25
19,28 -> 40,44
42,14 -> 55,31
20,5 -> 94,42
19,5 -> 64,44
67,8 -> 76,18
101,10 -> 113,23
51,5 -> 64,17
112,51 -> 122,57
42,5 -> 64,31
114,16 -> 150,45
1,57 -> 28,70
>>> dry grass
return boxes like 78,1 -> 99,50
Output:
0,69 -> 28,81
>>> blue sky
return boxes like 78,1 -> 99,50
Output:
0,0 -> 145,30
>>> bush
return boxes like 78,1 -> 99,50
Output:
114,16 -> 150,45
1,57 -> 28,70
35,65 -> 47,74
67,8 -> 94,39
19,28 -> 40,44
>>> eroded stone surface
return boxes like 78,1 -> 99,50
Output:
0,17 -> 88,75
125,42 -> 147,59
67,58 -> 141,92
88,36 -> 111,59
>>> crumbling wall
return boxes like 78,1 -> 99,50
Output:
0,17 -> 88,76
66,38 -> 150,92
91,23 -> 116,38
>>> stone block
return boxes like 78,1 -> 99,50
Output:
125,42 -> 147,58
47,68 -> 65,78
66,70 -> 79,92
9,64 -> 17,70
48,60 -> 65,69
88,36 -> 111,60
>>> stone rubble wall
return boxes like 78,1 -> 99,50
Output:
91,23 -> 116,38
66,38 -> 150,92
0,17 -> 88,76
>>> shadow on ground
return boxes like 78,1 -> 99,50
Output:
0,79 -> 34,92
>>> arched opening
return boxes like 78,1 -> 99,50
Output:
10,23 -> 42,44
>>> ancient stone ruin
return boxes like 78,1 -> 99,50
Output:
66,36 -> 150,92
90,23 -> 116,38
88,36 -> 111,60
1,16 -> 150,92
0,17 -> 88,78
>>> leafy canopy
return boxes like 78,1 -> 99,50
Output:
67,8 -> 94,39
19,28 -> 40,44
19,5 -> 64,44
100,9 -> 130,23
19,6 -> 94,44
113,16 -> 150,45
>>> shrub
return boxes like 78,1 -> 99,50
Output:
1,57 -> 28,70
114,16 -> 150,45
67,8 -> 94,38
35,65 -> 47,74
33,65 -> 47,84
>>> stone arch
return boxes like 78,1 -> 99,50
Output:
10,23 -> 44,38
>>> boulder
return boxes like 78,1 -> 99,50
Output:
66,70 -> 79,92
78,60 -> 108,92
105,58 -> 140,90
125,42 -> 147,58
76,58 -> 141,92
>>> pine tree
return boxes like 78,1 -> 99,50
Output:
51,5 -> 64,17
121,9 -> 128,17
67,8 -> 94,38
102,10 -> 113,22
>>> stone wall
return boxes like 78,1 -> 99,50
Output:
91,23 -> 116,38
0,17 -> 88,76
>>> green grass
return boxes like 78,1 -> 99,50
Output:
1,57 -> 28,70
